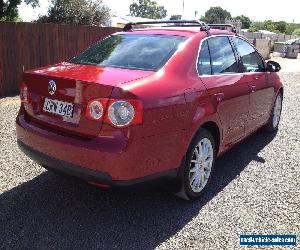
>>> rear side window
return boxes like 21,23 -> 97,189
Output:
232,37 -> 265,72
197,40 -> 211,75
70,34 -> 186,71
208,36 -> 239,75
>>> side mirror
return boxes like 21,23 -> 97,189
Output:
266,61 -> 281,72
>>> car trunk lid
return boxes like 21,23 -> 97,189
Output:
23,62 -> 153,138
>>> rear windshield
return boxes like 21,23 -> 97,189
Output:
70,34 -> 186,71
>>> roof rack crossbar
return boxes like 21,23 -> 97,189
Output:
123,20 -> 237,34
123,20 -> 211,33
207,24 -> 237,33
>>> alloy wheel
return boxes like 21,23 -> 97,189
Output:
189,138 -> 214,193
273,94 -> 282,128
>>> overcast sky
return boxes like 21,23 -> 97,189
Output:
18,0 -> 300,23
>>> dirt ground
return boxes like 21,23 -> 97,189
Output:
271,53 -> 300,72
0,56 -> 299,250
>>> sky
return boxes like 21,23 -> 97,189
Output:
18,0 -> 300,23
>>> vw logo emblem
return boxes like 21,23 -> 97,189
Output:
48,80 -> 56,95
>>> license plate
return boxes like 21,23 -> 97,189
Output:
43,98 -> 74,118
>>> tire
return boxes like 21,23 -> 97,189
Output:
175,128 -> 216,200
265,92 -> 283,132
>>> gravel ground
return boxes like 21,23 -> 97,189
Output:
0,68 -> 299,249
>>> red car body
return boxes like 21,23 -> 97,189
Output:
16,27 -> 283,187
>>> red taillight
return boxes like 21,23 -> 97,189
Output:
85,99 -> 108,121
20,82 -> 30,103
105,99 -> 143,128
85,98 -> 143,127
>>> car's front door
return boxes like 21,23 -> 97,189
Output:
232,37 -> 274,133
197,36 -> 250,147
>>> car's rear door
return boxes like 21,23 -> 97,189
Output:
197,36 -> 250,146
231,37 -> 274,133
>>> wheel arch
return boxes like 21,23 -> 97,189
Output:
201,121 -> 221,155
278,87 -> 284,96
189,120 -> 221,156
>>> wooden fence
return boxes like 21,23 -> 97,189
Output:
0,22 -> 121,97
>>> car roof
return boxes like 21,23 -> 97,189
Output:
118,27 -> 235,38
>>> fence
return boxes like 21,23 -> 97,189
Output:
241,31 -> 298,42
0,22 -> 121,97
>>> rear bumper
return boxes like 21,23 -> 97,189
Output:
18,139 -> 112,184
17,140 -> 178,186
16,110 -> 183,182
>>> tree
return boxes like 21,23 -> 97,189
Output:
234,15 -> 251,29
262,20 -> 288,34
199,15 -> 206,22
274,21 -> 287,34
37,0 -> 111,25
204,6 -> 231,24
129,0 -> 167,19
293,28 -> 300,36
0,0 -> 38,21
263,20 -> 276,32
286,23 -> 300,35
248,25 -> 259,32
170,15 -> 181,20
251,21 -> 265,31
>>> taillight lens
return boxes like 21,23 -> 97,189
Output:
106,99 -> 143,127
85,99 -> 107,121
85,98 -> 143,127
108,101 -> 135,127
20,82 -> 29,103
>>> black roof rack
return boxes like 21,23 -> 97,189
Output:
123,20 -> 211,33
122,20 -> 237,34
207,24 -> 237,33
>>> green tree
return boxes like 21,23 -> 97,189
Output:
170,14 -> 181,20
274,21 -> 287,33
293,28 -> 300,36
37,0 -> 111,25
263,20 -> 278,33
286,23 -> 300,35
129,0 -> 167,19
251,21 -> 265,30
234,15 -> 251,29
199,15 -> 206,22
236,19 -> 299,35
204,6 -> 231,24
248,25 -> 259,32
0,0 -> 38,21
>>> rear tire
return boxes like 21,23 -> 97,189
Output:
175,128 -> 216,200
265,92 -> 283,132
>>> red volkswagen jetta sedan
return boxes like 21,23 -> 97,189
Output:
16,21 -> 283,200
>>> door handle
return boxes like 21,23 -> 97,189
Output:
249,85 -> 256,92
214,92 -> 224,102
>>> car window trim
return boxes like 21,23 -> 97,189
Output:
196,34 -> 266,78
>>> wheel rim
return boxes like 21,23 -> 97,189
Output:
189,138 -> 214,193
272,94 -> 282,128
